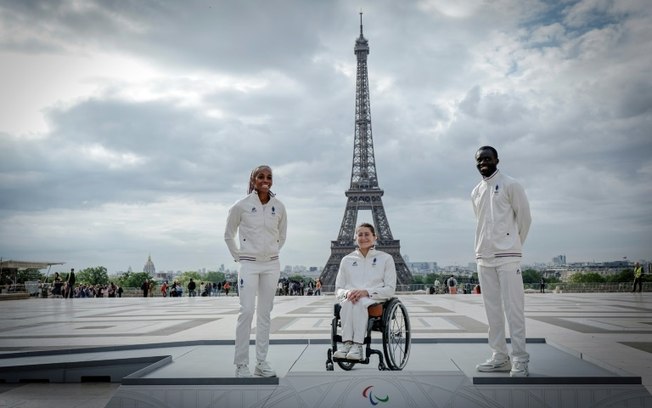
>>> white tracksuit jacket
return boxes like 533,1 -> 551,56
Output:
472,170 -> 531,266
224,192 -> 287,366
335,248 -> 397,302
335,248 -> 397,344
472,169 -> 531,363
224,192 -> 287,262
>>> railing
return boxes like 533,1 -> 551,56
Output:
0,283 -> 236,298
529,282 -> 649,293
321,283 -> 650,294
1,282 -> 649,298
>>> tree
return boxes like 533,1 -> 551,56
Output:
569,272 -> 605,283
424,273 -> 438,285
411,275 -> 424,285
205,271 -> 225,284
521,269 -> 541,284
544,275 -> 560,284
77,266 -> 109,286
117,271 -> 151,289
288,274 -> 306,283
2,268 -> 46,285
605,269 -> 634,283
178,271 -> 203,288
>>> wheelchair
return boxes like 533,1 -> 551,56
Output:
325,297 -> 411,371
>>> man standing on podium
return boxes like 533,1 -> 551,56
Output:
472,146 -> 532,377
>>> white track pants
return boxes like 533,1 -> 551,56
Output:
234,260 -> 280,366
477,262 -> 529,363
339,297 -> 375,344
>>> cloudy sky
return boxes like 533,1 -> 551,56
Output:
1,0 -> 650,275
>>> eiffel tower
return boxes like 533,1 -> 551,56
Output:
319,13 -> 412,287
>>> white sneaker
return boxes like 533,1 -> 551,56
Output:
345,343 -> 364,361
235,364 -> 251,378
476,357 -> 511,372
510,361 -> 529,377
333,342 -> 353,359
254,360 -> 277,377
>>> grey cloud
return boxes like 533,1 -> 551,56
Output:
0,0 -> 339,73
1,0 -> 651,270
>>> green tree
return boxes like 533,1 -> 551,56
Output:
411,275 -> 424,285
569,272 -> 605,283
605,269 -> 633,283
0,268 -> 46,285
77,266 -> 109,286
205,271 -> 225,284
521,269 -> 541,284
424,273 -> 438,285
288,274 -> 306,283
178,271 -> 203,288
545,275 -> 561,284
117,271 -> 151,289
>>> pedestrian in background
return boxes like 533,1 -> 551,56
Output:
188,278 -> 197,297
141,280 -> 149,298
66,268 -> 76,299
315,279 -> 322,296
632,262 -> 643,292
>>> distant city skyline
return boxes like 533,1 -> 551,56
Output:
92,253 -> 645,277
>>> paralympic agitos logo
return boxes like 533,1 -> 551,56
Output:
362,385 -> 389,405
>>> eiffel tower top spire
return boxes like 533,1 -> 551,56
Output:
351,11 -> 377,191
356,12 -> 367,49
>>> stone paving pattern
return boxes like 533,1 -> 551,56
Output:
0,292 -> 650,407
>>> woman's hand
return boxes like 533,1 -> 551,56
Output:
347,289 -> 369,304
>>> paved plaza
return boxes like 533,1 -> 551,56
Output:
0,292 -> 650,407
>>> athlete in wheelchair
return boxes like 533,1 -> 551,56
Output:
325,223 -> 411,371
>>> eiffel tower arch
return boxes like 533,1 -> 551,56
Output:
320,13 -> 412,287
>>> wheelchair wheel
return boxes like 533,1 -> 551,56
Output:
382,299 -> 411,370
337,360 -> 355,371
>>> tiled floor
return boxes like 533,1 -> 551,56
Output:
0,292 -> 650,407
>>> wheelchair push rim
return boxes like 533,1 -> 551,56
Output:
382,299 -> 411,370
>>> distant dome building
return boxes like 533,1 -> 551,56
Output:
143,255 -> 156,275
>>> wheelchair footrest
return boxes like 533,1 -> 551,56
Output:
332,356 -> 368,363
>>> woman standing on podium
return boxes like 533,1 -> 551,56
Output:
224,165 -> 287,378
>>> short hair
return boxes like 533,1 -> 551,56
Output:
477,145 -> 498,158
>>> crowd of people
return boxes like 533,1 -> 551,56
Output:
41,273 -> 325,299
46,270 -> 124,298
427,276 -> 480,295
158,279 -> 235,297
276,278 -> 321,296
